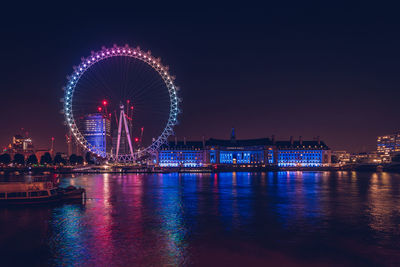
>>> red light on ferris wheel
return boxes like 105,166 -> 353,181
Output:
134,137 -> 139,142
130,106 -> 134,110
102,100 -> 108,106
98,106 -> 102,112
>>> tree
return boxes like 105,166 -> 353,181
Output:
69,154 -> 78,165
53,153 -> 66,165
40,152 -> 52,165
0,154 -> 11,165
27,154 -> 38,165
13,154 -> 25,165
76,156 -> 84,165
85,152 -> 94,164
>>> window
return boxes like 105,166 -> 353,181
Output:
38,191 -> 48,196
7,192 -> 27,198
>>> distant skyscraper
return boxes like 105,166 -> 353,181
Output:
82,113 -> 111,154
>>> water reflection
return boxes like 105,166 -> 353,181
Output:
50,205 -> 87,266
368,172 -> 400,244
157,174 -> 187,265
1,172 -> 400,266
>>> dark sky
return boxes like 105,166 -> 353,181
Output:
1,1 -> 400,153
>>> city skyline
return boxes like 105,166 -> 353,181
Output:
2,3 -> 400,266
1,2 -> 400,153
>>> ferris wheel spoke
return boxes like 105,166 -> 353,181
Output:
125,77 -> 167,103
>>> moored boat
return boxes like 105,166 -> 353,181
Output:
58,185 -> 86,201
0,181 -> 85,205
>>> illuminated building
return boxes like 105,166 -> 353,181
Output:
377,133 -> 400,154
275,137 -> 331,167
156,130 -> 330,168
12,135 -> 24,148
377,132 -> 400,162
351,152 -> 382,164
13,135 -> 34,154
82,113 -> 111,154
3,134 -> 35,157
332,151 -> 351,165
206,130 -> 273,165
157,139 -> 205,167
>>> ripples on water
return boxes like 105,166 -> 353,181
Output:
0,171 -> 400,266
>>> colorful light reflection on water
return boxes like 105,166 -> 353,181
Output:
1,172 -> 400,266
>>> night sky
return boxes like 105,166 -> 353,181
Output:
1,2 -> 400,153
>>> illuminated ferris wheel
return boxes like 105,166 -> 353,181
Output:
61,44 -> 181,162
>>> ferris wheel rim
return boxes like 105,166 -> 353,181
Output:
62,44 -> 180,160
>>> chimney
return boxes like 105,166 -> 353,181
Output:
317,136 -> 320,145
271,135 -> 275,144
299,136 -> 303,145
175,136 -> 177,146
290,136 -> 293,145
184,136 -> 186,146
202,135 -> 205,148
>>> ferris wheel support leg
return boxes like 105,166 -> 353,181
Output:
116,109 -> 123,160
122,112 -> 135,161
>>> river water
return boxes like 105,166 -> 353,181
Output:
1,171 -> 400,266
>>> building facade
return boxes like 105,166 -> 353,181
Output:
332,151 -> 351,165
3,134 -> 35,158
82,113 -> 111,154
377,132 -> 400,162
275,139 -> 331,167
157,140 -> 206,167
206,137 -> 274,166
156,131 -> 331,168
350,152 -> 382,164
